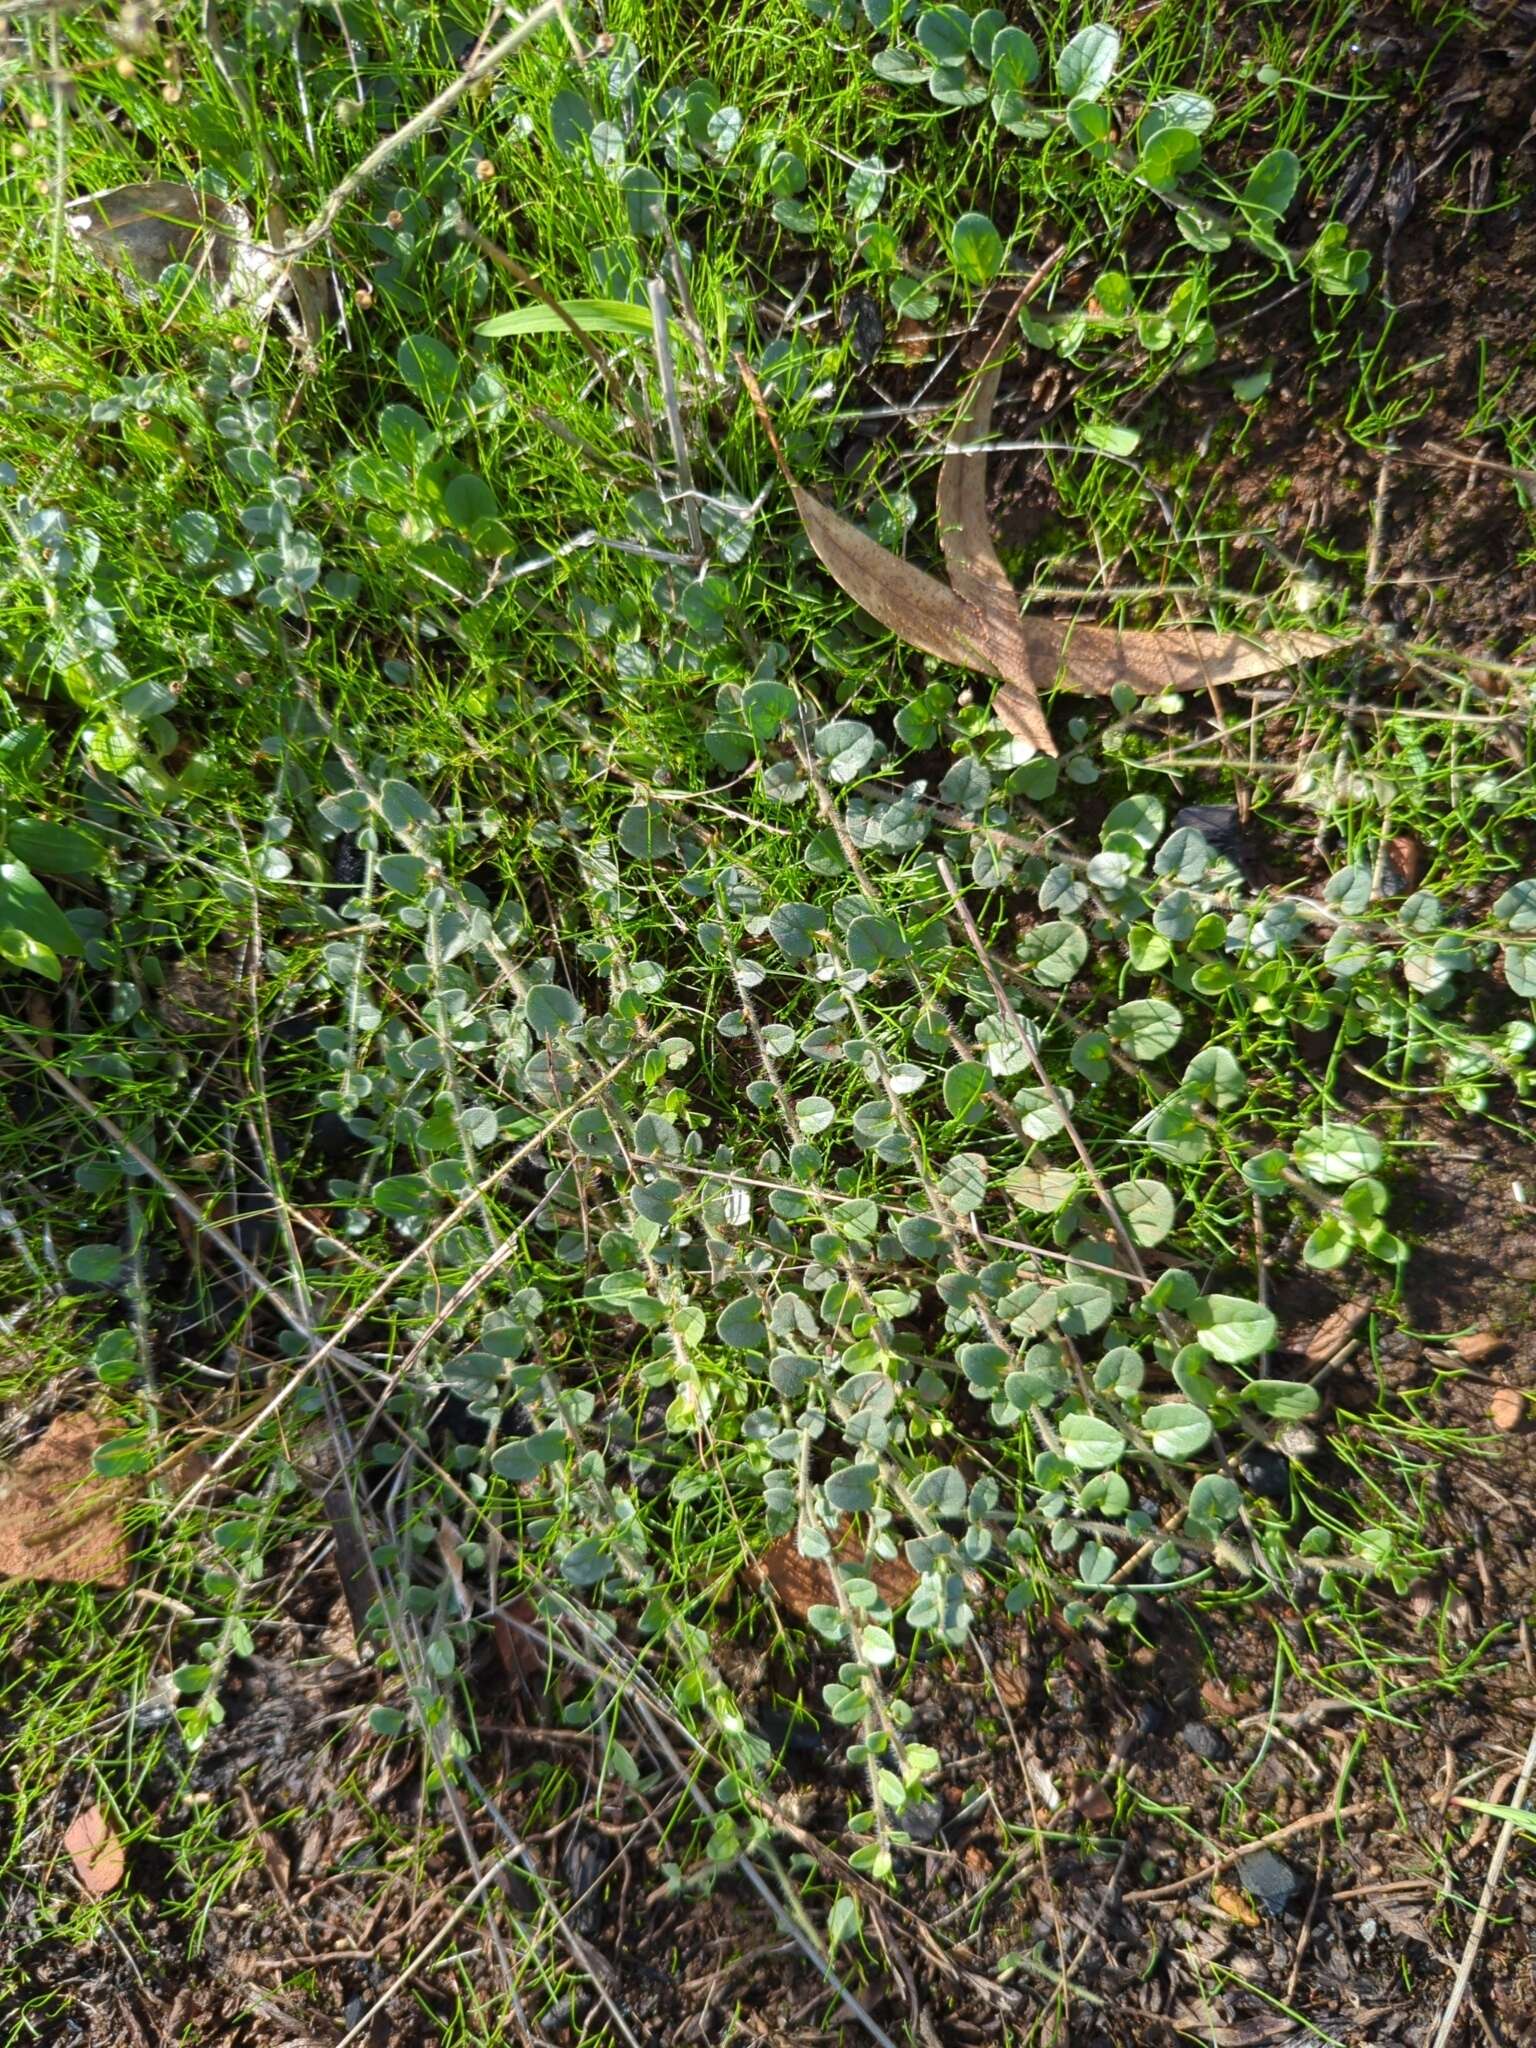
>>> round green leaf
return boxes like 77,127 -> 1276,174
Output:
1059,1412 -> 1127,1472
846,913 -> 908,969
1019,919 -> 1088,988
526,984 -> 581,1035
1055,21 -> 1120,100
989,24 -> 1039,89
1188,1473 -> 1242,1526
1144,1401 -> 1212,1461
939,1151 -> 988,1213
1138,125 -> 1201,190
1108,998 -> 1183,1060
943,1061 -> 989,1121
1294,1123 -> 1383,1186
916,4 -> 972,62
1112,1178 -> 1175,1247
1241,1149 -> 1289,1196
1066,99 -> 1112,153
1101,795 -> 1165,849
950,211 -> 1004,286
768,901 -> 827,960
397,334 -> 459,408
1188,1294 -> 1276,1364
617,803 -> 676,860
795,1095 -> 836,1135
717,1295 -> 766,1352
1505,946 -> 1536,999
1243,148 -> 1301,220
1493,880 -> 1536,931
1004,1163 -> 1080,1213
620,166 -> 666,235
1183,1046 -> 1246,1107
1241,1379 -> 1320,1420
67,1243 -> 123,1288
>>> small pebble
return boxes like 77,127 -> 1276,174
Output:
1136,1698 -> 1169,1737
1490,1387 -> 1526,1433
1180,1721 -> 1230,1764
1239,1447 -> 1290,1502
1455,1331 -> 1509,1367
1237,1847 -> 1302,1916
1173,803 -> 1245,865
903,1799 -> 944,1845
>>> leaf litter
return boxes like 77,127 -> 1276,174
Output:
740,291 -> 1333,757
0,1411 -> 130,1590
62,1804 -> 126,1898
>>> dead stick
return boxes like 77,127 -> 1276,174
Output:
1123,1798 -> 1377,1903
270,0 -> 567,257
1428,1717 -> 1536,2048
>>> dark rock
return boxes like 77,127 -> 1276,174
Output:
561,1826 -> 612,1937
1172,803 -> 1248,869
902,1798 -> 944,1845
756,1702 -> 824,1763
1180,1720 -> 1230,1763
837,290 -> 885,367
1239,1447 -> 1291,1503
1237,1846 -> 1302,1916
1136,1698 -> 1170,1738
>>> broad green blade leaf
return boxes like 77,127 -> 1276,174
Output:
0,861 -> 80,956
478,298 -> 662,340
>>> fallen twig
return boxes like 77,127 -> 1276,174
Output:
270,0 -> 567,259
1429,1716 -> 1536,2048
1123,1798 -> 1377,1903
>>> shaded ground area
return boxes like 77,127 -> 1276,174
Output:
984,9 -> 1536,657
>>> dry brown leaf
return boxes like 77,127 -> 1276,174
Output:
67,181 -> 299,323
1210,1879 -> 1261,1927
70,181 -> 241,286
740,287 -> 1334,761
936,303 -> 1332,747
1071,1778 -> 1115,1823
63,1804 -> 125,1897
756,1523 -> 917,1626
737,359 -> 1009,682
1200,1678 -> 1242,1718
1385,831 -> 1425,892
0,1412 -> 130,1589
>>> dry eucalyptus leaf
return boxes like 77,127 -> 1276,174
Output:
741,356 -> 1061,754
0,1411 -> 130,1589
69,181 -> 240,286
937,308 -> 1333,748
62,1803 -> 126,1897
737,362 -> 1013,681
739,293 -> 1334,760
1299,1299 -> 1371,1366
1210,1879 -> 1262,1927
